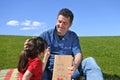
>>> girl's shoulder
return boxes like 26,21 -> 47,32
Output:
28,58 -> 42,64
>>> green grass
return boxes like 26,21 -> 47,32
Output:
79,36 -> 120,80
0,35 -> 120,80
0,35 -> 31,69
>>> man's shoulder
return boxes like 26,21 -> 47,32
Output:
41,28 -> 54,35
40,28 -> 54,38
43,28 -> 54,34
68,30 -> 77,36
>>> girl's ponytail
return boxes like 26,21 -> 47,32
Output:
17,48 -> 29,73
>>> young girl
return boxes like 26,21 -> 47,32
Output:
17,37 -> 50,80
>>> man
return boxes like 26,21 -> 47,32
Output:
24,8 -> 104,80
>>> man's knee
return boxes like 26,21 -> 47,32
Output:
86,57 -> 96,63
82,57 -> 101,70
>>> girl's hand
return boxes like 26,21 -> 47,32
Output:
44,47 -> 50,57
24,39 -> 30,49
42,47 -> 50,71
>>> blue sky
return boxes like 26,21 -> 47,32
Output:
0,0 -> 120,36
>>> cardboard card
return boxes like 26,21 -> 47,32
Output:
52,55 -> 73,80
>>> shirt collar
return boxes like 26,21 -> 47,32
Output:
54,27 -> 68,41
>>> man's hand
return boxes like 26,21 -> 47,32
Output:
68,53 -> 82,77
68,65 -> 76,77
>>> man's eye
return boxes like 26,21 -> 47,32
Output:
59,21 -> 62,23
64,22 -> 67,25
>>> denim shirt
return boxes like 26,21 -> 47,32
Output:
40,28 -> 82,71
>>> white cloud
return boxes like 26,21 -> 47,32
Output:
32,21 -> 42,27
21,20 -> 31,26
6,20 -> 19,26
6,20 -> 47,30
20,27 -> 36,30
20,20 -> 46,30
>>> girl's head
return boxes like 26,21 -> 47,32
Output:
17,37 -> 47,73
24,37 -> 48,58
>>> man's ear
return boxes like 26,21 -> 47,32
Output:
69,22 -> 72,28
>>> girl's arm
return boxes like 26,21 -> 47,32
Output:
22,70 -> 32,80
42,48 -> 50,71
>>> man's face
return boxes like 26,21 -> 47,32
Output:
56,15 -> 72,36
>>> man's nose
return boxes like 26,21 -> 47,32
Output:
60,23 -> 64,27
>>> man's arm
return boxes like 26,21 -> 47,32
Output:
68,53 -> 82,76
73,53 -> 82,69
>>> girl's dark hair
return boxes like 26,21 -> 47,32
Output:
17,37 -> 47,73
57,8 -> 74,23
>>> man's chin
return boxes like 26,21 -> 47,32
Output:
58,30 -> 63,33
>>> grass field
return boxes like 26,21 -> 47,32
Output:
0,35 -> 120,80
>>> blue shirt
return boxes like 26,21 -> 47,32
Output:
40,28 -> 82,71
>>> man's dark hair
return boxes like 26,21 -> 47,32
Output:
57,8 -> 74,23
